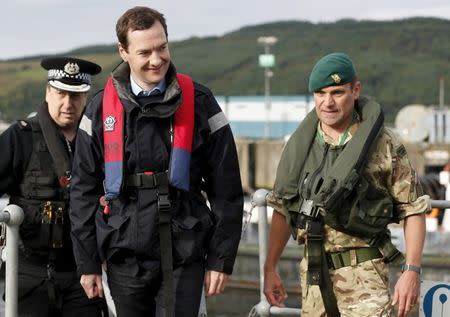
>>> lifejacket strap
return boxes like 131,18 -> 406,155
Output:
157,185 -> 175,317
369,233 -> 404,264
306,220 -> 323,285
125,172 -> 169,189
306,219 -> 341,316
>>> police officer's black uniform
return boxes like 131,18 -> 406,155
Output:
70,62 -> 244,317
0,57 -> 105,317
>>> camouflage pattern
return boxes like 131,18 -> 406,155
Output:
266,124 -> 429,316
300,257 -> 394,316
267,126 -> 429,253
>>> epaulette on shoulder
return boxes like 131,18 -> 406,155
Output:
17,120 -> 31,130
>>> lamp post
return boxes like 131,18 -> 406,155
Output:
257,36 -> 277,139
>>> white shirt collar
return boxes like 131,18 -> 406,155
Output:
129,75 -> 166,96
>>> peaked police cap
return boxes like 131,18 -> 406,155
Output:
41,56 -> 102,93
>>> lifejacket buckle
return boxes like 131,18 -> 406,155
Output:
158,193 -> 171,213
368,232 -> 386,247
368,236 -> 379,246
383,249 -> 402,263
299,199 -> 320,218
46,263 -> 55,280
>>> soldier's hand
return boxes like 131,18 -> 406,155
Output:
205,270 -> 229,297
264,270 -> 287,307
80,274 -> 104,299
392,271 -> 420,317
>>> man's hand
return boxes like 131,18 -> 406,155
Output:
264,270 -> 287,307
394,213 -> 425,316
263,209 -> 291,307
80,274 -> 104,299
204,270 -> 229,297
392,271 -> 420,317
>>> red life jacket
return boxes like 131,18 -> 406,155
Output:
102,73 -> 195,200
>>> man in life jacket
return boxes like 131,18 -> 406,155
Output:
69,6 -> 243,317
0,57 -> 105,316
263,53 -> 428,317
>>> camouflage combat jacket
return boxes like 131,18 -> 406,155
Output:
268,121 -> 429,253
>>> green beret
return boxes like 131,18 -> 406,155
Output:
308,53 -> 356,92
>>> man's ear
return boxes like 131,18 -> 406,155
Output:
45,85 -> 51,103
352,81 -> 361,100
118,42 -> 128,62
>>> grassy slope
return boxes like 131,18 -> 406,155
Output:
0,18 -> 449,123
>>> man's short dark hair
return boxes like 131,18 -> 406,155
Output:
116,6 -> 168,51
349,77 -> 358,89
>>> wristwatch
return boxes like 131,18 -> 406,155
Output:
401,264 -> 422,274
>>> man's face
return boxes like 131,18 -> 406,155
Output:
45,85 -> 87,130
118,21 -> 170,91
314,81 -> 361,133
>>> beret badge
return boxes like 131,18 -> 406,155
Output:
64,62 -> 80,75
331,73 -> 341,84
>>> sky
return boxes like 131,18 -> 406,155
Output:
1,0 -> 450,60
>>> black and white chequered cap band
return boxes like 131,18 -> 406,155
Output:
48,69 -> 92,84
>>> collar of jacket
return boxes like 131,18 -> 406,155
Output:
110,62 -> 182,118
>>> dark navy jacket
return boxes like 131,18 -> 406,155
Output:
69,62 -> 243,276
0,107 -> 76,272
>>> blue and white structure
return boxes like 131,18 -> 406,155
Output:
216,95 -> 314,139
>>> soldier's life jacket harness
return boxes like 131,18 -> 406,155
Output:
9,102 -> 74,315
273,97 -> 404,316
102,73 -> 194,317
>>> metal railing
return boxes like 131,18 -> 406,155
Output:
248,190 -> 450,317
249,189 -> 301,317
0,202 -> 209,317
3,196 -> 448,317
0,204 -> 24,317
430,199 -> 450,209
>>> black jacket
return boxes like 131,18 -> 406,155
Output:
0,105 -> 76,271
70,63 -> 243,275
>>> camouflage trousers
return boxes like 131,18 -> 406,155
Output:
299,257 -> 394,317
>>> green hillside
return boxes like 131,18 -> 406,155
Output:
0,17 -> 449,123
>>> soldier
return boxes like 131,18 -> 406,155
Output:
0,57 -> 105,316
263,53 -> 428,317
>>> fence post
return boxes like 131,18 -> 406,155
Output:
251,189 -> 271,316
2,204 -> 24,317
249,189 -> 302,316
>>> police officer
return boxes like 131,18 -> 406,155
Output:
0,56 -> 104,316
263,53 -> 428,317
69,6 -> 243,317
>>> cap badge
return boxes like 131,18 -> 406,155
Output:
104,115 -> 116,132
331,74 -> 341,84
64,62 -> 80,75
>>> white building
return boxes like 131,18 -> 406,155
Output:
216,95 -> 314,139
